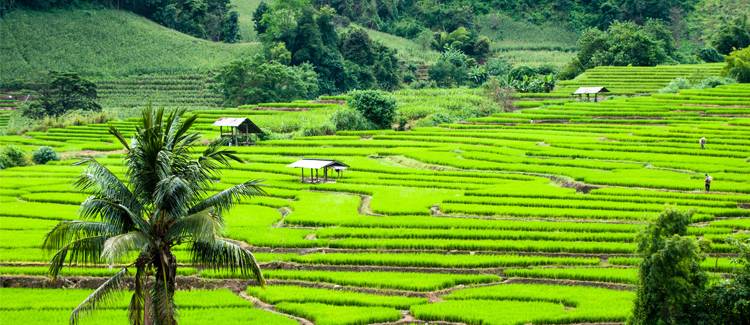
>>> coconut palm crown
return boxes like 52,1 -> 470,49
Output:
43,107 -> 265,325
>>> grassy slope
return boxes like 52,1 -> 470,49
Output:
0,9 -> 260,84
231,0 -> 262,42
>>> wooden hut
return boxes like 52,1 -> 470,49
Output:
573,87 -> 610,102
287,159 -> 349,183
213,117 -> 262,146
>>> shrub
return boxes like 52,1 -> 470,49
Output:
659,78 -> 692,93
698,47 -> 724,63
331,109 -> 374,131
696,76 -> 736,89
32,146 -> 59,165
0,145 -> 28,169
428,48 -> 475,87
348,90 -> 397,129
302,123 -> 336,136
723,47 -> 750,82
484,58 -> 511,77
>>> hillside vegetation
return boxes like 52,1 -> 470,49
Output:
0,9 -> 260,85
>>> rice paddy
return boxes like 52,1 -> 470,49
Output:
0,65 -> 749,324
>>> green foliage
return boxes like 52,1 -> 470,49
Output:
429,48 -> 475,87
23,71 -> 101,119
253,2 -> 401,94
0,145 -> 28,169
347,90 -> 397,129
723,47 -> 750,82
31,146 -> 58,165
216,55 -> 319,105
698,47 -> 724,63
712,16 -> 750,55
330,109 -> 375,131
41,107 -> 266,324
564,20 -> 677,78
631,208 -> 707,325
693,238 -> 750,324
431,27 -> 491,61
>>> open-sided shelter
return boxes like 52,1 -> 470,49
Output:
573,87 -> 610,102
213,117 -> 262,146
287,159 -> 349,183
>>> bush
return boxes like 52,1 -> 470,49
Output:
697,76 -> 736,89
659,78 -> 692,93
347,90 -> 397,129
484,58 -> 511,77
302,123 -> 336,136
723,47 -> 750,82
331,109 -> 374,131
428,48 -> 475,87
32,146 -> 59,165
698,47 -> 724,63
0,145 -> 28,169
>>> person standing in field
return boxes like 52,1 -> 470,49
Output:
705,173 -> 713,192
699,137 -> 706,149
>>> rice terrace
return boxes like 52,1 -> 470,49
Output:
0,1 -> 749,325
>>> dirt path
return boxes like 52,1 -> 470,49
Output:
359,195 -> 383,216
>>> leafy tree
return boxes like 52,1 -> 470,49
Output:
0,145 -> 28,169
694,238 -> 750,324
698,47 -> 724,63
713,15 -> 750,54
563,20 -> 675,78
341,28 -> 375,66
348,90 -> 397,129
32,146 -> 59,165
24,71 -> 101,119
216,56 -> 319,105
428,48 -> 475,87
631,208 -> 707,325
723,46 -> 750,82
42,107 -> 266,324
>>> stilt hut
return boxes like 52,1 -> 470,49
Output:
213,117 -> 262,146
287,159 -> 349,183
573,87 -> 610,102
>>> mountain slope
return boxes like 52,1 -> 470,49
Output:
0,9 -> 260,84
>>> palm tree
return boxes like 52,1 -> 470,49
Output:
43,107 -> 265,325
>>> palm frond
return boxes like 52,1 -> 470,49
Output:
166,209 -> 222,243
188,180 -> 265,216
70,267 -> 129,325
190,238 -> 265,285
102,231 -> 150,265
79,197 -> 149,233
48,235 -> 108,279
108,125 -> 131,151
43,220 -> 119,252
75,159 -> 141,214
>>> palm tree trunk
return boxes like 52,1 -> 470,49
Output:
153,247 -> 177,325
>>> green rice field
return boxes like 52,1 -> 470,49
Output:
0,66 -> 749,324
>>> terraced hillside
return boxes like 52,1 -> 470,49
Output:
0,84 -> 749,324
555,63 -> 725,95
95,73 -> 223,110
0,9 -> 260,84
